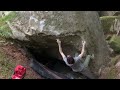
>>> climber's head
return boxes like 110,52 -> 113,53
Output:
67,55 -> 75,64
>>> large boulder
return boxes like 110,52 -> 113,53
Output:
3,11 -> 109,75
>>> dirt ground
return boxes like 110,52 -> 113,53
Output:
0,39 -> 43,79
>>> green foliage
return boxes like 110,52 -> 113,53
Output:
0,12 -> 17,24
0,24 -> 12,38
0,12 -> 17,38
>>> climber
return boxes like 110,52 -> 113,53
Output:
56,39 -> 95,79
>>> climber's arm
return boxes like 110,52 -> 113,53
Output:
75,41 -> 86,60
56,39 -> 67,61
79,41 -> 86,58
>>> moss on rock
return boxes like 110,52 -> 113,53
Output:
109,55 -> 120,66
100,16 -> 120,34
106,34 -> 112,40
109,35 -> 120,53
0,24 -> 12,38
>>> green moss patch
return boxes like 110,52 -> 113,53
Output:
100,16 -> 120,34
109,35 -> 120,53
109,55 -> 120,66
106,34 -> 112,40
0,12 -> 17,25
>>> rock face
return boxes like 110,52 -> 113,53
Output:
6,11 -> 109,75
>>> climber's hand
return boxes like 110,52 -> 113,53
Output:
56,39 -> 61,44
82,41 -> 86,46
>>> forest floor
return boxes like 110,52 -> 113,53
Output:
99,54 -> 120,79
0,37 -> 43,79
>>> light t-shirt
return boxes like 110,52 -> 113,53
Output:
63,55 -> 84,72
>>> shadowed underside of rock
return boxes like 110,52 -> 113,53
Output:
6,11 -> 109,76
